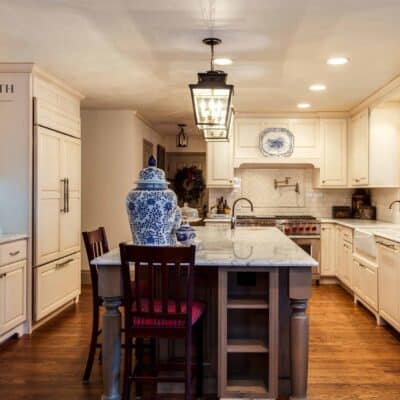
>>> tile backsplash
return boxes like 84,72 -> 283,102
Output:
209,168 -> 352,218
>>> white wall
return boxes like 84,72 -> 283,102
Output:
81,110 -> 164,269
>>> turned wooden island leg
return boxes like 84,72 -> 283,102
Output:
101,297 -> 122,400
289,268 -> 312,400
289,299 -> 309,400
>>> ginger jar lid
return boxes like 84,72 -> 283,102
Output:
135,156 -> 169,190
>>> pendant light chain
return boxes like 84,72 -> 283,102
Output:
200,0 -> 216,34
210,42 -> 214,71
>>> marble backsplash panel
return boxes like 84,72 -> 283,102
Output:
209,168 -> 353,218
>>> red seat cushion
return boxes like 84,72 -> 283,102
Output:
131,299 -> 205,328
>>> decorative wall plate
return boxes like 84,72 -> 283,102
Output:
259,127 -> 294,157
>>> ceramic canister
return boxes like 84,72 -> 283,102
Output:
126,156 -> 181,246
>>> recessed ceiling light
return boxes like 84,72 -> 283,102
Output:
309,83 -> 326,92
326,56 -> 349,65
297,102 -> 311,109
213,57 -> 233,66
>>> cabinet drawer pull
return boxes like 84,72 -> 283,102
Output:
56,258 -> 74,269
9,250 -> 20,256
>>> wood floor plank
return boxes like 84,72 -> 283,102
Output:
0,285 -> 399,399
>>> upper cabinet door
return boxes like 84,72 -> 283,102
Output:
349,110 -> 369,186
33,76 -> 81,138
206,140 -> 234,187
320,119 -> 347,186
369,106 -> 400,187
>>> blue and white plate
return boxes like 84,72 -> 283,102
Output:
259,127 -> 294,157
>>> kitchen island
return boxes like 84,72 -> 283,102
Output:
92,226 -> 317,400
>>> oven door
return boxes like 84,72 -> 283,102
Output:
291,237 -> 321,281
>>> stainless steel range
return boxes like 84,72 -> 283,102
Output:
235,215 -> 321,282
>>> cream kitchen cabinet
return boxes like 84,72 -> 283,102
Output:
234,117 -> 320,167
349,110 -> 369,186
368,106 -> 400,187
33,75 -> 81,139
336,226 -> 353,288
352,256 -> 378,315
0,261 -> 26,336
317,119 -> 347,187
347,104 -> 400,188
34,252 -> 81,321
320,224 -> 336,276
377,237 -> 400,331
206,139 -> 234,187
0,238 -> 27,340
35,126 -> 81,266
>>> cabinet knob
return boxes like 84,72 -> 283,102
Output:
322,180 -> 326,184
0,273 -> 6,279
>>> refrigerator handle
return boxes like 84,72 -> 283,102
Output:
60,178 -> 67,212
33,96 -> 38,126
66,178 -> 70,213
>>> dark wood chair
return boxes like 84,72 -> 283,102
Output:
82,227 -> 109,383
119,243 -> 205,400
81,227 -> 155,383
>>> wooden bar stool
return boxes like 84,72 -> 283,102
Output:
82,227 -> 109,383
119,243 -> 205,400
82,227 -> 155,383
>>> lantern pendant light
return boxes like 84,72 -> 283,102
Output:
176,123 -> 188,148
189,38 -> 234,141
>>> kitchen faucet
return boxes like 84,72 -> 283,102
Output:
231,197 -> 254,229
389,200 -> 400,209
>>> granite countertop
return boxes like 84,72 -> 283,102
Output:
92,226 -> 317,268
0,233 -> 28,245
320,218 -> 400,243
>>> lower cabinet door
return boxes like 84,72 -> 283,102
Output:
34,253 -> 81,321
359,262 -> 378,311
378,242 -> 400,330
342,242 -> 353,288
0,261 -> 26,335
352,260 -> 361,296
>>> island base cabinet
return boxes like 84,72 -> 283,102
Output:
34,252 -> 81,321
219,270 -> 278,399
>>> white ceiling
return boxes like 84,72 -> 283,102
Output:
1,0 -> 400,135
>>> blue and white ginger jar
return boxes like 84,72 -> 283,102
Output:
126,156 -> 181,246
176,218 -> 197,246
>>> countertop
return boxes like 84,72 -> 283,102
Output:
0,233 -> 28,245
91,226 -> 317,268
320,218 -> 400,243
203,217 -> 231,223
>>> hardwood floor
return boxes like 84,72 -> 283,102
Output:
0,284 -> 399,399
